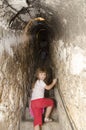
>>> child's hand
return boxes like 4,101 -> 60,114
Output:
53,79 -> 57,85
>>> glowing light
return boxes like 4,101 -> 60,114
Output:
34,17 -> 45,21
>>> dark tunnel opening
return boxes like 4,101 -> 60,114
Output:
28,18 -> 55,98
30,19 -> 54,69
23,14 -> 63,108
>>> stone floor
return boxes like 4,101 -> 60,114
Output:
20,121 -> 60,130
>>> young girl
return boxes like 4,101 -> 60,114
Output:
31,67 -> 57,130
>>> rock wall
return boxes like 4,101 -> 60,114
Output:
0,27 -> 34,130
47,0 -> 86,130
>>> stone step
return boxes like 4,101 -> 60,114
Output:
24,107 -> 59,122
20,121 -> 60,130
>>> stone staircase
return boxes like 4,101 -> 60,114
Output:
20,107 -> 60,130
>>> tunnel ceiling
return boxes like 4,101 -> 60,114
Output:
1,0 -> 54,30
29,19 -> 54,43
0,0 -> 63,40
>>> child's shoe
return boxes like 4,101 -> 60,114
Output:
44,117 -> 53,123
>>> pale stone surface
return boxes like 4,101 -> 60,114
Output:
51,39 -> 86,130
51,38 -> 86,130
48,1 -> 86,129
20,121 -> 60,130
54,88 -> 73,130
7,0 -> 28,10
0,27 -> 35,130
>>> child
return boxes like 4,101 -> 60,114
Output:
31,67 -> 57,130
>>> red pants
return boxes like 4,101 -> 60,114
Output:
31,98 -> 54,126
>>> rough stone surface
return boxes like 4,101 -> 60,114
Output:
0,0 -> 86,130
50,0 -> 86,129
54,88 -> 73,130
52,41 -> 86,130
0,27 -> 35,130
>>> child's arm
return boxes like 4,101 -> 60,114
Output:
45,79 -> 57,90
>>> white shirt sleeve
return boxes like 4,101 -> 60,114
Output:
40,80 -> 46,88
